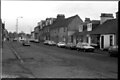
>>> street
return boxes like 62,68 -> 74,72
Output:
2,41 -> 118,78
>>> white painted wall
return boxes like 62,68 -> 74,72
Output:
100,34 -> 115,49
103,35 -> 110,48
88,35 -> 91,44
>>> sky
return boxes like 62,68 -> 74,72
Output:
1,1 -> 118,34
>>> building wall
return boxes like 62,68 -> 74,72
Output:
67,16 -> 83,43
68,16 -> 83,31
67,31 -> 75,43
100,34 -> 116,49
100,17 -> 114,24
58,27 -> 67,42
50,28 -> 58,42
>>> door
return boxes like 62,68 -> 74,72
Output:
101,36 -> 104,49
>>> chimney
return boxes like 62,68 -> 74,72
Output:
100,13 -> 114,24
116,12 -> 118,19
85,18 -> 91,23
57,14 -> 65,20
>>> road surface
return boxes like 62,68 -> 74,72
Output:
2,41 -> 118,78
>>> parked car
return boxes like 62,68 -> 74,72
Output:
29,39 -> 35,42
22,40 -> 30,46
90,43 -> 98,48
34,39 -> 39,43
13,38 -> 18,41
43,40 -> 50,45
108,45 -> 118,57
66,43 -> 76,49
48,41 -> 56,46
76,42 -> 82,50
57,42 -> 66,48
76,42 -> 94,52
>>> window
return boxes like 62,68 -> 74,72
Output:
87,23 -> 92,31
79,25 -> 83,32
110,35 -> 113,46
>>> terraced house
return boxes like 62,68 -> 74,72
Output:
73,12 -> 118,50
33,12 -> 118,50
73,18 -> 100,47
50,14 -> 83,43
36,14 -> 83,43
90,13 -> 118,50
38,18 -> 56,41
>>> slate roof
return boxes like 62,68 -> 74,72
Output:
73,19 -> 118,36
73,20 -> 100,36
50,15 -> 82,30
90,19 -> 118,34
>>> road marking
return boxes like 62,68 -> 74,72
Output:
7,42 -> 24,63
10,47 -> 24,63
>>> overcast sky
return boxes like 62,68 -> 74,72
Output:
1,1 -> 118,34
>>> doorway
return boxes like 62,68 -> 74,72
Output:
101,36 -> 104,49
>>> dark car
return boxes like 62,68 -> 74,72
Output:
108,45 -> 118,57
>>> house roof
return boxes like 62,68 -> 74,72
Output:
90,19 -> 118,34
73,20 -> 100,36
50,15 -> 81,30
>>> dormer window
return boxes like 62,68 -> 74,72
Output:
87,23 -> 92,31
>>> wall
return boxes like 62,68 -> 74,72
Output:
100,17 -> 114,24
67,31 -> 75,43
100,34 -> 115,49
68,16 -> 83,31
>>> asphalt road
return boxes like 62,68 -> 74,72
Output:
2,41 -> 118,78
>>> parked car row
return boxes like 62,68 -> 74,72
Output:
19,39 -> 118,57
43,40 -> 95,52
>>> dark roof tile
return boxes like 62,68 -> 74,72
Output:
50,15 -> 82,30
90,19 -> 118,34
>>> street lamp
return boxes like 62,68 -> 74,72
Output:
16,16 -> 23,33
16,16 -> 23,40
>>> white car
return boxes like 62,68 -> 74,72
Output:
57,42 -> 66,48
48,41 -> 56,46
34,39 -> 39,43
66,43 -> 76,49
43,40 -> 50,45
76,42 -> 94,52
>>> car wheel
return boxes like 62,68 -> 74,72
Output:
91,49 -> 94,52
77,48 -> 79,51
82,49 -> 86,52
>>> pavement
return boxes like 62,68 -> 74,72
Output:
2,41 -> 34,78
2,42 -> 16,60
